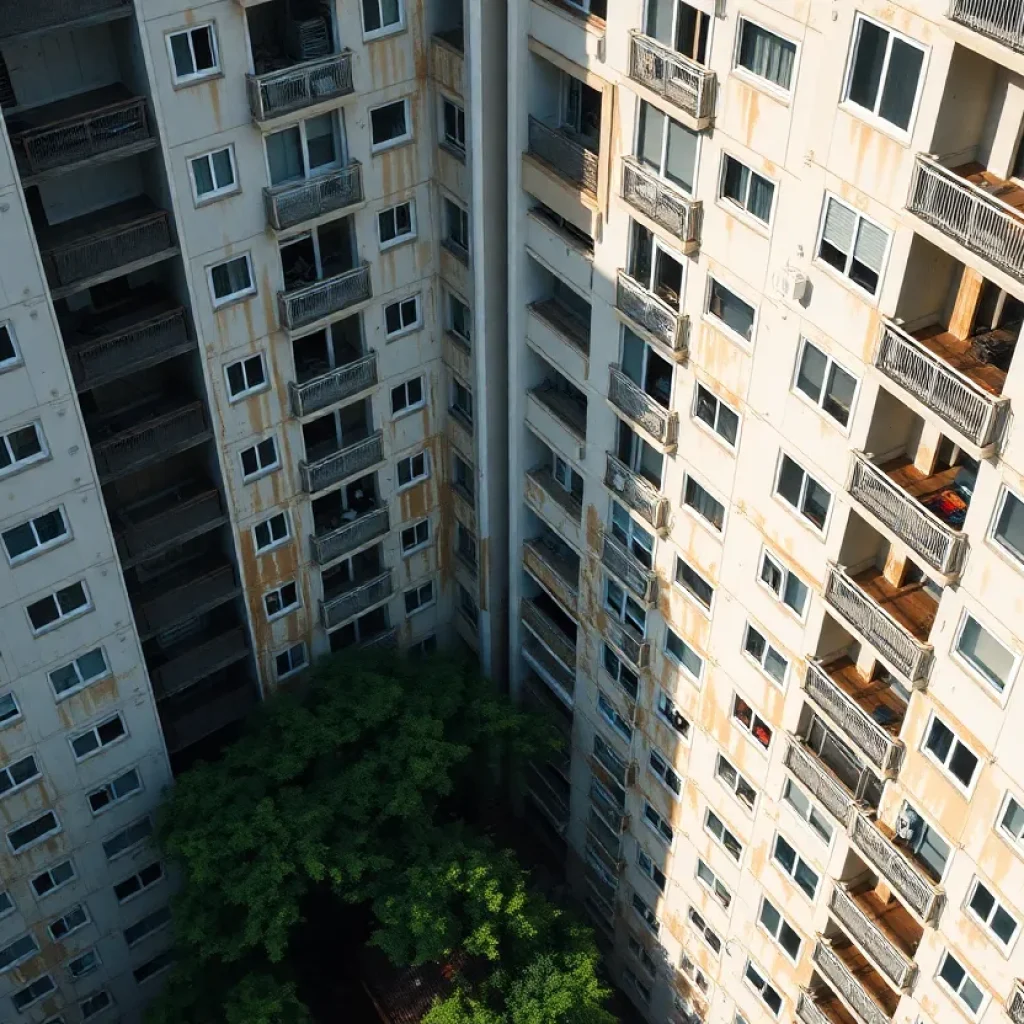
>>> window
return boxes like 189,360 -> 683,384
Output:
683,474 -> 725,531
627,936 -> 657,978
636,847 -> 666,891
674,556 -> 714,611
623,967 -> 651,1005
384,294 -> 422,337
458,582 -> 478,625
656,690 -> 690,738
11,975 -> 55,1013
48,904 -> 89,941
782,778 -> 833,844
954,611 -> 1017,695
743,623 -> 789,685
114,862 -> 164,904
0,892 -> 13,918
0,323 -> 20,370
992,488 -> 1024,566
391,375 -> 424,415
735,19 -> 796,92
693,383 -> 739,447
775,453 -> 832,531
923,715 -> 980,791
649,748 -> 681,797
679,955 -> 709,996
80,991 -> 112,1020
447,291 -> 471,344
0,933 -> 39,972
265,114 -> 341,185
189,146 -> 237,202
0,755 -> 39,798
665,628 -> 704,683
453,454 -> 474,503
716,754 -> 757,810
632,892 -> 659,935
400,519 -> 430,554
443,197 -> 470,258
706,277 -> 756,343
900,801 -> 950,880
264,582 -> 299,621
451,379 -> 473,423
370,99 -> 411,150
0,693 -> 20,726
240,437 -> 279,481
966,878 -> 1018,948
87,769 -> 141,815
209,254 -> 255,307
398,452 -> 429,490
275,644 -> 308,681
27,581 -> 90,633
254,512 -> 290,553
687,907 -> 722,955
378,201 -> 415,248
124,906 -> 172,947
225,354 -> 268,401
772,832 -> 819,898
744,959 -> 782,1017
2,508 -> 69,563
361,0 -> 403,36
103,817 -> 153,861
134,950 -> 175,985
720,154 -> 775,224
404,580 -> 435,615
441,97 -> 466,153
167,24 -> 218,84
610,501 -> 654,569
31,860 -> 75,898
627,221 -> 684,312
67,949 -> 100,980
817,195 -> 889,297
937,951 -> 986,1017
635,100 -> 699,194
696,858 -> 732,909
759,898 -> 801,960
605,578 -> 647,637
705,808 -> 743,861
843,16 -> 925,133
597,692 -> 632,741
758,550 -> 809,617
643,801 -> 674,845
603,646 -> 639,701
794,338 -> 858,428
409,634 -> 437,657
70,714 -> 126,761
0,422 -> 47,477
733,694 -> 772,749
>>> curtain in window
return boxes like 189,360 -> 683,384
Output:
665,119 -> 698,193
645,0 -> 677,44
266,127 -> 303,185
878,38 -> 923,130
637,102 -> 665,173
748,173 -> 774,221
739,22 -> 795,89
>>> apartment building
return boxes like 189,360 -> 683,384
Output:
507,2 -> 1024,1024
0,0 -> 506,1018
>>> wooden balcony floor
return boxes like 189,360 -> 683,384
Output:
954,161 -> 1024,212
851,567 -> 938,642
827,657 -> 907,737
812,989 -> 859,1024
880,457 -> 968,531
912,324 -> 1009,396
832,939 -> 901,1015
847,880 -> 923,958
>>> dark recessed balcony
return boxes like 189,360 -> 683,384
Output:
132,564 -> 240,641
299,429 -> 384,494
321,571 -> 392,630
290,352 -> 377,418
310,506 -> 389,566
0,0 -> 132,42
150,627 -> 251,702
264,162 -> 363,232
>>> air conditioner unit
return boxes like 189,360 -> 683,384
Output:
772,264 -> 808,304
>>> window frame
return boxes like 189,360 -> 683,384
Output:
400,518 -> 431,555
239,435 -> 280,483
48,904 -> 90,942
0,931 -> 37,974
263,581 -> 300,622
0,755 -> 40,800
686,905 -> 722,957
369,98 -> 413,152
715,752 -> 758,812
743,621 -> 790,687
404,579 -> 436,616
733,16 -> 799,98
648,746 -> 682,799
743,957 -> 783,1017
66,947 -> 101,980
440,95 -> 466,155
634,99 -> 701,196
757,547 -> 810,620
814,193 -> 892,300
964,876 -> 1019,952
774,451 -> 833,533
274,643 -> 308,681
597,691 -> 633,742
674,555 -> 715,615
383,293 -> 422,338
692,381 -> 741,449
704,274 -> 758,346
102,816 -> 153,862
718,152 -> 777,227
224,353 -> 269,402
361,0 -> 405,40
396,450 -> 430,490
0,693 -> 20,729
30,859 -> 76,900
921,712 -> 981,794
0,421 -> 49,479
636,845 -> 666,892
166,23 -> 220,86
208,253 -> 256,309
792,336 -> 860,431
80,990 -> 113,1021
704,807 -> 744,863
990,486 -> 1024,568
27,581 -> 92,635
188,145 -> 238,205
952,607 -> 1018,700
936,949 -> 988,1019
664,627 -> 704,686
0,322 -> 21,372
695,857 -> 732,909
391,375 -> 425,417
758,896 -> 802,962
2,506 -> 71,565
113,862 -> 164,905
631,891 -> 660,935
11,974 -> 55,1013
771,830 -> 820,900
655,689 -> 691,740
642,800 -> 674,847
8,811 -> 61,854
682,470 -> 727,534
781,777 -> 834,846
253,511 -> 290,554
446,289 -> 472,345
377,200 -> 416,250
733,693 -> 773,751
69,713 -> 126,763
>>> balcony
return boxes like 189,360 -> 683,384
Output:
523,538 -> 580,615
874,319 -> 1010,450
601,532 -> 657,604
823,565 -> 935,684
264,163 -> 363,232
848,453 -> 969,577
112,484 -> 226,567
948,0 -> 1024,51
150,627 -> 251,701
601,616 -> 649,669
529,297 -> 591,359
1009,981 -> 1024,1024
604,452 -> 669,530
247,51 -> 354,121
526,763 -> 571,832
811,939 -> 899,1024
527,115 -> 599,196
529,381 -> 588,444
279,263 -> 372,332
290,352 -> 377,418
620,157 -> 701,250
300,430 -> 384,494
161,682 -> 258,754
38,197 -> 176,298
608,365 -> 677,449
525,466 -> 583,526
0,0 -> 132,40
90,400 -> 210,482
310,507 -> 389,565
627,32 -> 716,127
429,30 -> 465,96
64,301 -> 193,391
360,627 -> 398,650
616,271 -> 687,358
797,990 -> 859,1024
828,882 -> 920,992
7,85 -> 153,181
133,565 -> 239,641
784,739 -> 860,827
804,660 -> 905,776
321,571 -> 393,629
847,812 -> 944,925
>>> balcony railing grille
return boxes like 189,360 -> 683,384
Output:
527,115 -> 599,195
264,162 -> 363,231
93,402 -> 206,480
0,0 -> 132,40
604,452 -> 668,529
151,628 -> 250,701
783,740 -> 857,826
310,508 -> 389,565
812,941 -> 891,1024
627,32 -> 716,121
360,628 -> 398,649
620,156 -> 701,245
616,271 -> 686,353
529,297 -> 591,356
247,51 -> 354,120
600,532 -> 657,603
114,490 -> 223,563
874,320 -> 1009,449
299,430 -> 383,494
321,571 -> 392,629
828,884 -> 917,991
279,263 -> 372,331
520,599 -> 576,671
289,353 -> 377,417
796,993 -> 831,1024
134,566 -> 237,638
602,617 -> 649,669
608,364 -> 677,445
948,0 -> 1024,53
1008,980 -> 1024,1024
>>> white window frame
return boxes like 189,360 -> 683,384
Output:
2,506 -> 70,565
66,948 -> 101,981
263,581 -> 300,622
642,800 -> 674,847
264,113 -> 345,188
952,607 -> 1019,700
921,712 -> 981,794
692,381 -> 741,449
792,336 -> 860,432
757,547 -> 810,620
774,451 -> 833,533
655,689 -> 691,740
404,580 -> 435,616
377,200 -> 416,250
636,845 -> 666,892
253,512 -> 290,554
102,817 -> 153,862
964,876 -> 1019,951
781,777 -> 834,846
0,693 -> 21,729
704,807 -> 743,863
634,99 -> 701,196
49,903 -> 87,939
166,23 -> 220,85
383,293 -> 422,339
113,862 -> 164,905
771,830 -> 820,900
224,353 -> 269,402
682,470 -> 727,534
0,891 -> 14,920
597,692 -> 632,742
27,581 -> 91,635
239,435 -> 280,483
208,253 -> 256,309
0,755 -> 40,800
440,95 -> 466,154
814,193 -> 891,300
648,747 -> 682,799
447,289 -> 472,345
69,713 -> 126,763
30,860 -> 76,900
369,98 -> 412,152
718,152 -> 777,227
274,643 -> 308,681
674,555 -> 715,615
631,891 -> 660,935
990,486 -> 1024,568
743,621 -> 790,687
704,274 -> 758,345
758,896 -> 802,962
695,857 -> 732,909
8,811 -> 61,855
0,932 -> 35,974
11,974 -> 55,1013
715,752 -> 758,812
361,0 -> 405,39
391,375 -> 425,417
0,422 -> 48,479
732,17 -> 799,98
733,693 -> 773,752
400,518 -> 430,555
936,949 -> 988,1019
743,958 -> 783,1018
664,627 -> 704,687
997,791 -> 1024,856
397,450 -> 430,490
687,906 -> 722,957
0,322 -> 21,372
188,145 -> 238,205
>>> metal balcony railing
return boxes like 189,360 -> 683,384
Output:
527,115 -> 599,195
874,320 -> 1010,449
525,467 -> 583,525
600,532 -> 657,604
264,162 -> 363,231
134,566 -> 237,639
812,940 -> 890,1024
114,488 -> 223,564
849,452 -> 969,576
151,627 -> 250,701
627,32 -> 716,122
949,0 -> 1024,52
602,617 -> 649,669
520,599 -> 576,671
784,739 -> 858,827
1009,981 -> 1024,1024
321,571 -> 392,629
429,33 -> 465,95
247,51 -> 354,121
804,662 -> 904,775
310,507 -> 389,565
92,402 -> 207,480
0,0 -> 131,40
299,430 -> 383,494
823,564 -> 933,683
796,993 -> 831,1024
620,156 -> 701,246
909,154 -> 1024,282
604,452 -> 669,530
523,540 -> 580,615
848,811 -> 944,924
616,271 -> 687,354
279,263 -> 372,331
608,365 -> 677,446
828,885 -> 917,991
289,352 -> 377,417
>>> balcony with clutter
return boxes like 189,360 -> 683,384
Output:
299,396 -> 381,494
309,473 -> 386,565
290,312 -> 376,417
320,543 -> 391,630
